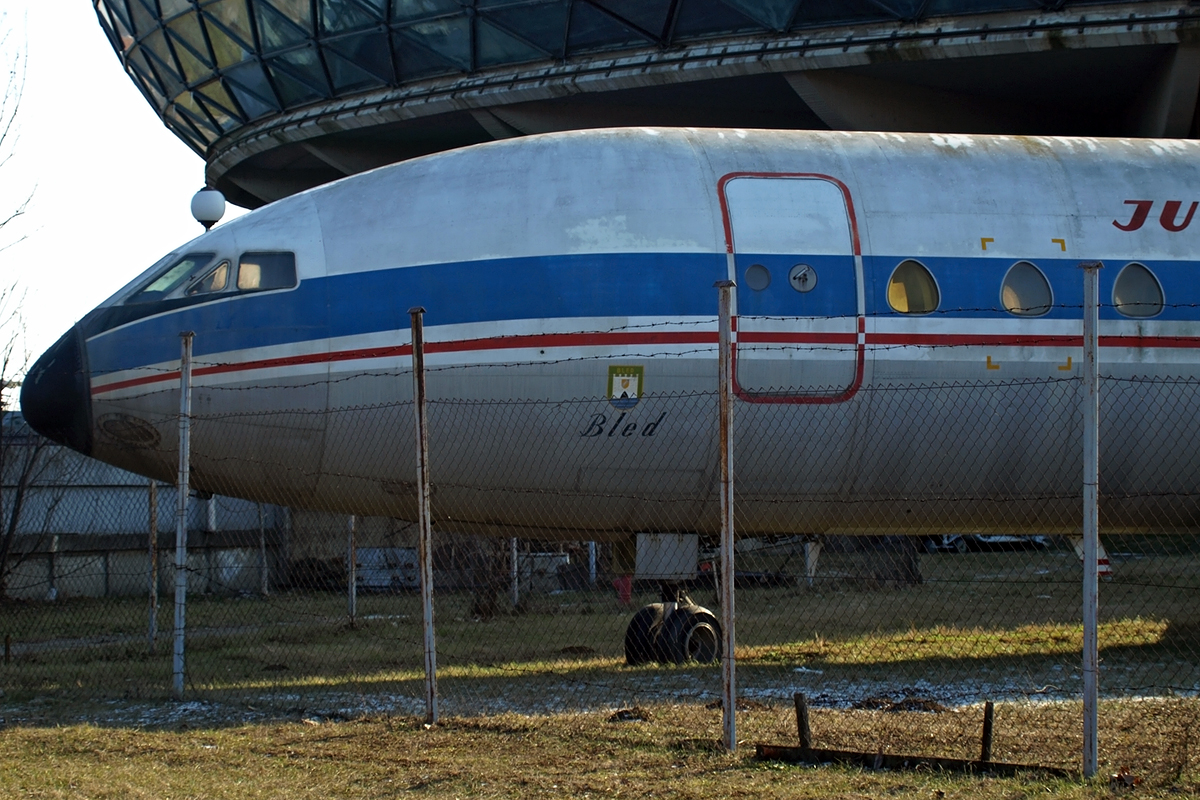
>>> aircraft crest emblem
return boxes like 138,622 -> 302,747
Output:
608,365 -> 644,409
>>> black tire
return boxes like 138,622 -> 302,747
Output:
624,603 -> 665,665
656,605 -> 722,665
923,538 -> 938,554
953,537 -> 969,554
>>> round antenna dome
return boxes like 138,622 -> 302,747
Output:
191,187 -> 225,230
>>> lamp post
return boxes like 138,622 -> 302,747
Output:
190,187 -> 225,230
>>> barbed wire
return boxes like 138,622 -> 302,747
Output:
7,361 -> 1200,775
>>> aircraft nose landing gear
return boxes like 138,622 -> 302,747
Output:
624,583 -> 722,666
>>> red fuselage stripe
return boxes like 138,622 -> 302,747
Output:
90,330 -> 712,395
90,329 -> 1200,396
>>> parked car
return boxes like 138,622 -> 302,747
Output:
923,534 -> 1050,553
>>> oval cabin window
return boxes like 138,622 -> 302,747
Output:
887,260 -> 939,314
1000,261 -> 1053,317
1113,262 -> 1164,318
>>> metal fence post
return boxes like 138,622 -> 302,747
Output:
716,280 -> 737,752
173,331 -> 194,700
409,306 -> 438,725
348,515 -> 357,627
1080,261 -> 1102,778
148,479 -> 158,653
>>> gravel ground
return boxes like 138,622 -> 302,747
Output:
0,668 -> 1139,730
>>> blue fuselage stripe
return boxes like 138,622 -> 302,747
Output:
85,252 -> 1197,377
87,253 -> 728,375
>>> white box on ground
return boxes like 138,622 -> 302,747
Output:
357,547 -> 418,591
517,553 -> 570,593
635,533 -> 697,580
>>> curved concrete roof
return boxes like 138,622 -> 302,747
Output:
93,1 -> 1200,208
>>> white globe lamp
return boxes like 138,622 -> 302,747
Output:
191,187 -> 226,231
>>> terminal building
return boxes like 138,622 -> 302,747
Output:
93,1 -> 1200,209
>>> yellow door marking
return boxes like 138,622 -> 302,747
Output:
1052,238 -> 1066,251
986,356 -> 1000,370
981,237 -> 994,250
1058,356 -> 1073,371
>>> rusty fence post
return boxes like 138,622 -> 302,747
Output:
980,700 -> 995,763
1080,261 -> 1102,778
794,693 -> 813,751
716,280 -> 737,752
173,331 -> 194,700
410,307 -> 438,725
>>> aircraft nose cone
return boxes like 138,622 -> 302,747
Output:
20,326 -> 92,455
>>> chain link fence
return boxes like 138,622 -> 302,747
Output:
3,330 -> 1199,778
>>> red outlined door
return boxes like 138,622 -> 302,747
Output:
719,173 -> 865,403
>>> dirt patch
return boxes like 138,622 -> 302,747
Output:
852,695 -> 946,713
705,698 -> 772,712
559,645 -> 596,656
851,695 -> 894,710
608,707 -> 651,723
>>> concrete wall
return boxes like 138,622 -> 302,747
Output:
289,511 -> 418,561
1,421 -> 584,600
2,546 -> 284,601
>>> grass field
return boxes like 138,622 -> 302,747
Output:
2,547 -> 1198,783
2,701 -> 1198,798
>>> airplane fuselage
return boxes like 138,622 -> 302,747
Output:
21,129 -> 1200,538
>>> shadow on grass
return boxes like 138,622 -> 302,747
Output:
3,566 -> 1199,728
5,622 -> 1198,729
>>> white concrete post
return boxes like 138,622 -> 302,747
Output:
347,515 -> 357,626
510,537 -> 519,607
148,480 -> 158,652
258,503 -> 269,596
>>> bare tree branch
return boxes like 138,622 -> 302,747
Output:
0,11 -> 51,600
0,12 -> 32,255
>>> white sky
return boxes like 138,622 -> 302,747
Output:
1,3 -> 246,371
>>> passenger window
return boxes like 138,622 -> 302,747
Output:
887,260 -> 939,314
186,261 -> 230,296
1113,262 -> 1164,318
1001,261 -> 1053,317
127,253 -> 215,303
237,252 -> 296,292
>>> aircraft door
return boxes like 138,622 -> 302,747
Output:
721,175 -> 863,401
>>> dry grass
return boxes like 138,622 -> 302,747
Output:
3,548 -> 1199,790
4,702 -> 1197,799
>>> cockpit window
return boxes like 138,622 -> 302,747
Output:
123,251 -> 295,308
186,261 -> 230,296
237,252 -> 296,292
127,253 -> 215,304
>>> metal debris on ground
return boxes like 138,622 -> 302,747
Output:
608,707 -> 650,723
